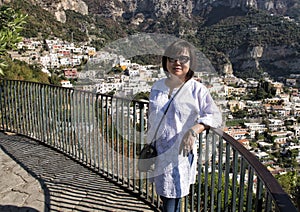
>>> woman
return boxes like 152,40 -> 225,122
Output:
147,40 -> 222,212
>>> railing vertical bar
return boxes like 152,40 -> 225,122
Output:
51,86 -> 56,147
58,87 -> 63,150
63,88 -> 67,150
5,80 -> 11,132
64,89 -> 69,154
37,83 -> 43,140
101,95 -> 105,172
54,87 -> 60,149
116,98 -> 120,182
246,167 -> 254,212
18,81 -> 23,133
92,94 -> 97,170
59,87 -> 64,150
2,80 -> 8,131
255,177 -> 263,211
9,80 -> 14,131
96,94 -> 101,172
127,100 -> 131,187
25,82 -> 31,137
69,89 -> 74,157
87,93 -> 91,166
12,81 -> 17,132
231,150 -> 238,212
7,80 -> 13,132
75,91 -> 79,160
33,83 -> 39,139
197,133 -> 203,212
77,91 -> 83,161
83,92 -> 88,163
12,80 -> 17,132
217,136 -> 223,212
190,184 -> 195,211
184,194 -> 188,211
7,80 -> 13,131
45,86 -> 51,144
51,87 -> 57,148
20,81 -> 24,134
86,92 -> 91,164
40,84 -> 45,140
105,96 -> 109,174
138,101 -> 145,193
0,80 -> 4,130
15,81 -> 20,133
204,131 -> 210,211
14,81 -> 20,132
78,92 -> 83,161
74,91 -> 78,159
238,157 -> 246,212
1,80 -> 6,130
152,182 -> 155,204
6,80 -> 11,131
81,92 -> 85,162
0,80 -> 3,130
265,191 -> 272,212
15,81 -> 21,133
14,81 -> 19,132
121,98 -> 125,184
55,87 -> 59,149
110,97 -> 115,178
145,173 -> 149,199
91,93 -> 95,167
14,81 -> 20,133
223,142 -> 231,212
40,84 -> 47,142
210,133 -> 217,211
7,80 -> 12,131
132,102 -> 137,192
33,83 -> 38,139
69,90 -> 73,155
139,103 -> 146,193
19,81 -> 24,133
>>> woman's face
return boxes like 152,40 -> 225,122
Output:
166,48 -> 190,82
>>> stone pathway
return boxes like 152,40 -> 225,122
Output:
0,132 -> 156,212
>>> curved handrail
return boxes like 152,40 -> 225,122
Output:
0,79 -> 297,211
211,127 -> 297,211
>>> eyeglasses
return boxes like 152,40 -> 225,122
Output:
168,56 -> 190,64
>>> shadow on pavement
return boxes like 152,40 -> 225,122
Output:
0,132 -> 156,212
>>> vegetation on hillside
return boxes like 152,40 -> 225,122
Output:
0,6 -> 26,75
5,1 -> 300,80
0,5 -> 49,82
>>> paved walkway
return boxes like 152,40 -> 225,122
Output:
0,132 -> 156,212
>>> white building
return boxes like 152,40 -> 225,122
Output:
61,80 -> 73,88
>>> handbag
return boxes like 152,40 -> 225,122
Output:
138,82 -> 185,172
138,141 -> 157,172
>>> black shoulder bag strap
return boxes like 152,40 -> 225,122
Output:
150,82 -> 186,145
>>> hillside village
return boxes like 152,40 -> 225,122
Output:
8,37 -> 300,177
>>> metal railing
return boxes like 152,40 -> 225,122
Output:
0,79 -> 297,211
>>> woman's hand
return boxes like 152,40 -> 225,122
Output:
179,123 -> 207,156
180,129 -> 197,156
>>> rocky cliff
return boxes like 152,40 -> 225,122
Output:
4,0 -> 300,79
25,0 -> 88,23
16,0 -> 298,23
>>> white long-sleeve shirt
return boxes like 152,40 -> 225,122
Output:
147,78 -> 222,198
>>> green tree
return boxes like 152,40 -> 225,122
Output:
0,6 -> 27,74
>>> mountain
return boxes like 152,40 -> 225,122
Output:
3,0 -> 300,80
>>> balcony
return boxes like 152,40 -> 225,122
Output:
0,79 -> 297,211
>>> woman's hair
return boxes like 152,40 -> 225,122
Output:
162,40 -> 197,81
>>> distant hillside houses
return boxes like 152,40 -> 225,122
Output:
15,37 -> 96,76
